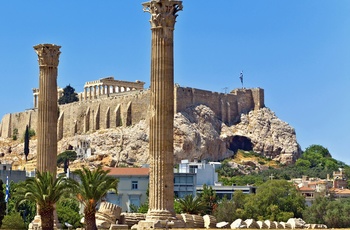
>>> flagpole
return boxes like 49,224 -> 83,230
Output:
5,176 -> 9,215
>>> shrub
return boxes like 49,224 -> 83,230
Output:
57,198 -> 83,229
57,150 -> 77,167
1,212 -> 26,229
12,128 -> 18,141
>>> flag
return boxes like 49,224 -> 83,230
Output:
5,176 -> 9,203
239,71 -> 244,86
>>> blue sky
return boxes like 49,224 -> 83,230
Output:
0,1 -> 349,163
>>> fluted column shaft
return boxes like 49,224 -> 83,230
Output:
34,44 -> 61,176
34,95 -> 38,108
143,0 -> 182,221
148,27 -> 175,218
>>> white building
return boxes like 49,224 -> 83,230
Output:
177,159 -> 256,199
105,167 -> 149,212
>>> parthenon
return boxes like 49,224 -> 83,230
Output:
32,76 -> 145,107
81,77 -> 145,101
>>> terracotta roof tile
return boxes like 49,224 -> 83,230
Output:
329,188 -> 350,195
298,186 -> 315,192
104,167 -> 149,176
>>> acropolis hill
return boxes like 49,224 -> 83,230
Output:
0,76 -> 264,139
0,77 -> 301,166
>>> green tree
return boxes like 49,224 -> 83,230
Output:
243,180 -> 305,221
232,190 -> 246,211
58,84 -> 79,105
303,197 -> 350,228
16,172 -> 71,230
295,158 -> 311,168
0,212 -> 26,229
57,150 -> 77,168
0,180 -> 5,228
177,194 -> 206,215
197,184 -> 218,215
24,125 -> 30,162
213,191 -> 248,222
323,199 -> 350,228
57,198 -> 83,229
7,181 -> 36,228
216,160 -> 241,177
71,166 -> 118,230
304,145 -> 332,158
218,144 -> 347,187
213,196 -> 236,223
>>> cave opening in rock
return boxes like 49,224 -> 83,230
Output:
228,135 -> 253,153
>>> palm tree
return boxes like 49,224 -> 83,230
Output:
177,194 -> 206,215
16,171 -> 71,230
71,166 -> 118,230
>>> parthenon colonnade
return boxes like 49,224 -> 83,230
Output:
82,76 -> 145,101
32,76 -> 145,107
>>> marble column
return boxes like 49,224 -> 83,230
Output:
93,85 -> 97,99
32,88 -> 40,108
34,44 -> 61,176
143,0 -> 182,221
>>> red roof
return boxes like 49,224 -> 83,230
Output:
104,167 -> 149,176
329,188 -> 350,195
298,186 -> 315,192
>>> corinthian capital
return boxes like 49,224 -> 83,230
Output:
143,0 -> 183,30
34,44 -> 61,67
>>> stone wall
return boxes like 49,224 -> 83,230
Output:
0,170 -> 27,183
0,110 -> 37,140
0,86 -> 264,140
175,87 -> 264,125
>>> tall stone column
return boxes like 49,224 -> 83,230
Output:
143,0 -> 182,221
34,44 -> 61,176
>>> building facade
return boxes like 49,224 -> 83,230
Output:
105,167 -> 149,212
176,159 -> 256,199
0,163 -> 26,183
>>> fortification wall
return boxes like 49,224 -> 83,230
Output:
58,89 -> 150,138
0,110 -> 37,140
0,87 -> 264,139
175,87 -> 264,125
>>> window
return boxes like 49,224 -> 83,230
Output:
128,195 -> 141,212
131,181 -> 138,190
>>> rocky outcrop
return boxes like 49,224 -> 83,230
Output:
228,107 -> 301,163
0,105 -> 301,168
174,105 -> 300,164
173,105 -> 230,162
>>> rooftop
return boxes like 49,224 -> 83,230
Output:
104,167 -> 149,176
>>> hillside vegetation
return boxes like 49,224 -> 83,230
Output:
218,144 -> 350,186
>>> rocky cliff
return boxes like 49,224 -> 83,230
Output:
0,105 -> 301,169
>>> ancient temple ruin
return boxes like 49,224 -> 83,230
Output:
32,76 -> 145,108
80,77 -> 145,101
